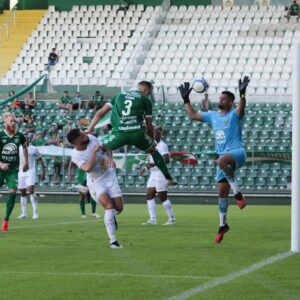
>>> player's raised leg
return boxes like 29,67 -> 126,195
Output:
215,181 -> 230,243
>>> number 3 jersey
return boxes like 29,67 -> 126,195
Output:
71,135 -> 114,185
108,90 -> 152,132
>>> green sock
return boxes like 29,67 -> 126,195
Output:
5,192 -> 16,221
151,151 -> 172,180
91,200 -> 96,214
79,200 -> 85,215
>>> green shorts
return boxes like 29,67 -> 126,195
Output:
103,129 -> 154,152
76,169 -> 87,185
0,170 -> 18,190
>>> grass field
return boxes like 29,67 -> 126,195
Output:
0,203 -> 299,300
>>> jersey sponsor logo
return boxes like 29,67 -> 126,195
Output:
216,130 -> 226,144
2,142 -> 18,155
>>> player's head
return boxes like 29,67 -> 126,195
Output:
154,127 -> 162,142
218,91 -> 235,110
67,128 -> 89,149
137,81 -> 153,97
3,113 -> 17,134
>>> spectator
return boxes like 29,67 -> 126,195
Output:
46,124 -> 60,146
70,92 -> 82,111
63,118 -> 74,136
200,93 -> 212,112
22,104 -> 33,123
11,103 -> 24,123
58,91 -> 71,109
25,92 -> 36,109
24,119 -> 36,140
286,0 -> 300,18
32,132 -> 46,146
88,91 -> 106,112
35,119 -> 46,135
47,48 -> 58,69
56,111 -> 69,129
155,114 -> 165,136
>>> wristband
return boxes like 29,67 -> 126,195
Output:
183,97 -> 190,104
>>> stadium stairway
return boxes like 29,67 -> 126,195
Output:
0,10 -> 46,77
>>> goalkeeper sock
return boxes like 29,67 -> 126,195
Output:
20,196 -> 27,216
147,199 -> 156,220
219,197 -> 228,226
151,151 -> 172,180
79,200 -> 85,215
91,199 -> 96,214
5,192 -> 17,221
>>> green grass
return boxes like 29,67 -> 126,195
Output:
0,203 -> 299,300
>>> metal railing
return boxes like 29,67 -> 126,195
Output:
0,5 -> 17,45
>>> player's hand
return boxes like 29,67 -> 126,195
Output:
179,82 -> 192,104
0,162 -> 9,171
85,128 -> 93,134
23,163 -> 29,172
106,159 -> 116,168
238,76 -> 250,95
41,172 -> 46,181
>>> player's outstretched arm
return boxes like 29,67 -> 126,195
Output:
236,76 -> 250,117
87,103 -> 112,133
179,82 -> 201,121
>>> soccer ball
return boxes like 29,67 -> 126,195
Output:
192,77 -> 209,93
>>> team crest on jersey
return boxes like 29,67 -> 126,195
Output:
223,118 -> 228,123
14,137 -> 19,143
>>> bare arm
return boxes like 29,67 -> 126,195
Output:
236,76 -> 250,117
38,157 -> 46,180
87,103 -> 112,133
236,95 -> 246,117
23,145 -> 29,172
145,116 -> 154,138
79,144 -> 99,172
184,103 -> 202,121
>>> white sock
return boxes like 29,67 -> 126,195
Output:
162,199 -> 175,220
225,175 -> 240,195
30,194 -> 38,214
147,199 -> 156,220
104,209 -> 116,244
20,196 -> 27,216
219,212 -> 227,226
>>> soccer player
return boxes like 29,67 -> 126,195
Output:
17,142 -> 45,219
68,162 -> 101,219
67,128 -> 124,249
140,128 -> 176,225
179,76 -> 250,243
0,113 -> 28,231
86,81 -> 176,185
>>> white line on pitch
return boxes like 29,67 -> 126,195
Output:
166,251 -> 294,300
0,271 -> 212,280
8,220 -> 99,230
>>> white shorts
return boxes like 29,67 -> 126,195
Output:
147,171 -> 168,192
88,174 -> 122,203
18,172 -> 36,189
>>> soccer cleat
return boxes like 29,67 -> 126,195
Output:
32,213 -> 38,220
81,214 -> 87,219
1,220 -> 8,231
215,223 -> 230,243
110,240 -> 123,249
167,178 -> 177,186
163,219 -> 176,226
235,192 -> 247,209
17,214 -> 27,219
141,219 -> 157,225
91,213 -> 101,219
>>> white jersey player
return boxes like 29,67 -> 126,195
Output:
67,129 -> 124,249
140,128 -> 176,225
18,144 -> 45,219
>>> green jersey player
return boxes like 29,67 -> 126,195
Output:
87,81 -> 175,185
1,113 -> 28,231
